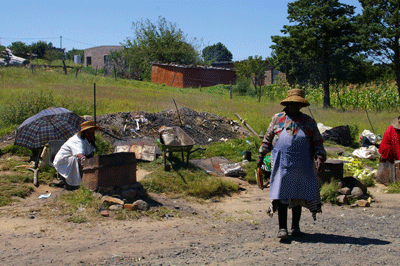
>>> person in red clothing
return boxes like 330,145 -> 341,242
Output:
379,117 -> 400,163
376,117 -> 400,184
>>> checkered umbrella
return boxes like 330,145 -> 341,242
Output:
14,107 -> 85,149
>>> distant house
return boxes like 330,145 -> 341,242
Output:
84,46 -> 123,69
151,62 -> 235,88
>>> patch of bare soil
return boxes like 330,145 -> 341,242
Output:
0,176 -> 399,266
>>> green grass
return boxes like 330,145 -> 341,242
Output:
0,174 -> 34,207
320,180 -> 341,204
1,67 -> 399,210
386,181 -> 400,194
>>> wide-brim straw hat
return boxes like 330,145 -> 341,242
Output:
79,120 -> 102,133
391,116 -> 400,130
280,89 -> 310,107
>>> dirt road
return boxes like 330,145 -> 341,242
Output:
0,176 -> 399,266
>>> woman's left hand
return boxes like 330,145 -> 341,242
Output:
315,156 -> 324,173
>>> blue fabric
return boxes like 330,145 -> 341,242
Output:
269,127 -> 318,201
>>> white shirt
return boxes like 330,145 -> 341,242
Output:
53,134 -> 96,186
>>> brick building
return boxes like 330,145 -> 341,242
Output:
151,62 -> 235,88
264,67 -> 287,85
84,46 -> 123,69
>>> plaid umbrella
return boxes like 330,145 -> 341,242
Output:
14,107 -> 85,149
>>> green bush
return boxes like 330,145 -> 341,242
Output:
320,180 -> 340,204
234,79 -> 252,95
95,134 -> 114,155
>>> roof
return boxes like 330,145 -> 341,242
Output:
152,62 -> 234,72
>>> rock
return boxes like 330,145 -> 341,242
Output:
133,199 -> 150,211
355,200 -> 370,207
121,189 -> 137,199
109,204 -> 123,211
101,196 -> 124,206
93,192 -> 103,199
351,187 -> 364,199
124,203 -> 138,211
336,195 -> 348,204
131,182 -> 144,190
100,210 -> 109,217
339,187 -> 351,195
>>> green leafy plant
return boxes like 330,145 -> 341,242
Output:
386,181 -> 400,194
320,180 -> 340,204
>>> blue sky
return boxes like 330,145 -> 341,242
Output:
2,0 -> 362,61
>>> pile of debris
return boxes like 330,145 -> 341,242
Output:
95,107 -> 252,145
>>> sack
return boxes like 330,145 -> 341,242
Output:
219,163 -> 246,177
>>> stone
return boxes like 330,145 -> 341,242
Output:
131,182 -> 144,190
133,199 -> 150,211
121,189 -> 137,199
124,203 -> 138,211
355,200 -> 370,207
100,210 -> 109,217
109,204 -> 123,211
339,187 -> 351,195
93,192 -> 103,199
351,187 -> 364,199
101,195 -> 124,206
336,195 -> 348,205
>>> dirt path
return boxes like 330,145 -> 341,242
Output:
0,174 -> 399,266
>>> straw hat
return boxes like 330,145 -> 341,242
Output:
280,89 -> 310,107
391,116 -> 400,130
79,120 -> 102,133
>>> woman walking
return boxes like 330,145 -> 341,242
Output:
257,89 -> 326,239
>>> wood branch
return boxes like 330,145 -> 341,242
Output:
234,113 -> 259,137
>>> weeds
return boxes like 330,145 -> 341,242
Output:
0,174 -> 34,207
320,180 -> 341,204
386,181 -> 400,193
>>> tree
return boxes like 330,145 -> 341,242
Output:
356,0 -> 400,99
7,41 -> 29,58
29,41 -> 52,59
270,0 -> 359,108
123,16 -> 201,80
66,48 -> 84,62
43,50 -> 64,64
234,56 -> 269,102
202,42 -> 233,63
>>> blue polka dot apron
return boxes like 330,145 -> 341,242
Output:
269,127 -> 318,202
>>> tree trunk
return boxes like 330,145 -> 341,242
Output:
322,62 -> 331,109
394,36 -> 400,101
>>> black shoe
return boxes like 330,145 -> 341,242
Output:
291,228 -> 302,237
277,228 -> 288,239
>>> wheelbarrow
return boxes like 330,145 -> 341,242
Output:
159,126 -> 205,171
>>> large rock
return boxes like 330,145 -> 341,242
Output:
101,196 -> 124,206
339,187 -> 351,195
337,195 -> 349,204
351,187 -> 364,199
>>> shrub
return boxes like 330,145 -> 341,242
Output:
320,180 -> 340,204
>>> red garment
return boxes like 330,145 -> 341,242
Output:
379,125 -> 400,163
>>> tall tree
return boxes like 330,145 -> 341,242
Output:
234,56 -> 269,102
123,16 -> 201,80
356,0 -> 400,99
270,0 -> 358,108
202,42 -> 233,63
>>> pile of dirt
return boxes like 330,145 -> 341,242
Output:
95,107 -> 253,146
